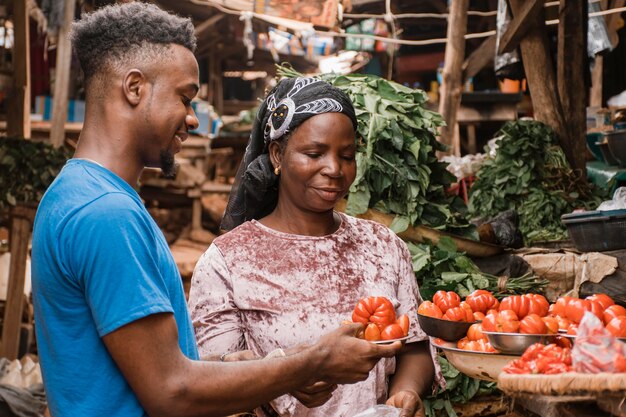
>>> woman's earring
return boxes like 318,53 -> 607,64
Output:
274,166 -> 281,176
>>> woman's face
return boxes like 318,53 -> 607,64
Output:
270,112 -> 357,214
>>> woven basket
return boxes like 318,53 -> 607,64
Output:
498,372 -> 626,396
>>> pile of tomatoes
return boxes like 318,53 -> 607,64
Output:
503,343 -> 573,375
548,294 -> 626,338
348,296 -> 410,342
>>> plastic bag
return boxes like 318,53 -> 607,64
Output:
572,311 -> 626,373
352,405 -> 402,417
597,187 -> 626,211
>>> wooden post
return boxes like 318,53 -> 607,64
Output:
6,0 -> 31,139
557,0 -> 588,174
50,0 -> 76,148
590,56 -> 603,108
1,206 -> 36,360
438,0 -> 469,156
508,0 -> 568,155
463,35 -> 496,83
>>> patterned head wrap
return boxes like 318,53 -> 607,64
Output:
221,77 -> 357,231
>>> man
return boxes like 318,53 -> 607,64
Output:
31,3 -> 401,417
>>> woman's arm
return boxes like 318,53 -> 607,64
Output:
386,341 -> 435,417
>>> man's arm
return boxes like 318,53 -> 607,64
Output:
103,313 -> 400,417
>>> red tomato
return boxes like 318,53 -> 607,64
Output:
444,306 -> 470,322
603,304 -> 626,325
481,310 -> 520,333
352,296 -> 396,329
549,296 -> 575,317
556,315 -> 572,331
554,336 -> 572,349
459,302 -> 475,322
565,298 -> 603,323
465,289 -> 499,313
615,353 -> 626,373
396,314 -> 410,336
566,323 -> 578,335
364,323 -> 381,341
456,337 -> 469,349
381,323 -> 405,340
519,314 -> 548,334
418,301 -> 443,319
481,313 -> 498,332
467,323 -> 486,341
499,295 -> 531,318
526,294 -> 549,317
606,316 -> 626,338
542,316 -> 559,334
433,290 -> 461,314
586,293 -> 615,310
473,311 -> 486,322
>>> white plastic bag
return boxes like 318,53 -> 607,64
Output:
597,187 -> 626,211
352,405 -> 402,417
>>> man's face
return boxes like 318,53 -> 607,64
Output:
140,44 -> 199,178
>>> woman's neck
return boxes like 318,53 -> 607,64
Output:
259,205 -> 341,237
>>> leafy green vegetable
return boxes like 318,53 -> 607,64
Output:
0,138 -> 71,212
410,236 -> 547,300
277,65 -> 473,236
468,121 -> 606,244
423,356 -> 499,417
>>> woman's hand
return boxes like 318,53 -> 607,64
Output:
291,381 -> 338,408
386,389 -> 425,417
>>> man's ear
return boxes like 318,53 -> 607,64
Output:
268,141 -> 282,170
122,69 -> 146,106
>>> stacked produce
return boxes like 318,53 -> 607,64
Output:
343,296 -> 410,342
548,294 -> 626,338
503,343 -> 573,374
277,64 -> 472,235
468,120 -> 606,244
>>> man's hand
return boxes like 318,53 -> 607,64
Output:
313,323 -> 402,385
386,389 -> 425,417
291,381 -> 337,408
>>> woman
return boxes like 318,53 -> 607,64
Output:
188,77 -> 440,417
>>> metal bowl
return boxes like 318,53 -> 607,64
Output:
483,331 -> 556,355
417,313 -> 475,342
605,130 -> 626,167
431,339 -> 519,382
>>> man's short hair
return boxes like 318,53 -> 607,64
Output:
70,2 -> 196,85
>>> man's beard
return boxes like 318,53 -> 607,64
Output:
160,150 -> 178,179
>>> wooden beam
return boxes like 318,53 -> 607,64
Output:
463,35 -> 496,83
7,0 -> 31,139
50,0 -> 76,148
557,0 -> 588,174
508,0 -> 568,152
194,14 -> 225,41
498,0 -> 543,55
438,0 -> 469,156
1,206 -> 36,360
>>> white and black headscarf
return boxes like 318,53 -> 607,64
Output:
221,77 -> 357,231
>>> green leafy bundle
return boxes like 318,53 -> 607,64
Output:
468,121 -> 606,244
0,138 -> 71,211
277,65 -> 471,235
423,356 -> 499,417
410,237 -> 547,301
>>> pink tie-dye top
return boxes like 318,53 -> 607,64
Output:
188,212 -> 441,417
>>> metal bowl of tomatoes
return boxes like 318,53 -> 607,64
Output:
418,313 -> 475,342
483,331 -> 557,355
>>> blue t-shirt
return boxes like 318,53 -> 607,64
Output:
31,159 -> 199,417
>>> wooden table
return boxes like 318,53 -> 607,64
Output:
0,120 -> 82,141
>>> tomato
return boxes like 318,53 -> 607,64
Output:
606,316 -> 626,338
603,304 -> 626,325
554,336 -> 572,349
433,290 -> 461,313
473,311 -> 486,322
467,323 -> 486,341
465,290 -> 499,313
526,294 -> 549,317
549,296 -> 575,317
481,310 -> 519,333
364,323 -> 381,341
396,314 -> 410,336
566,323 -> 578,335
519,313 -> 548,334
499,295 -> 530,319
542,316 -> 559,334
586,293 -> 614,310
381,323 -> 405,340
460,339 -> 495,352
456,337 -> 469,349
352,296 -> 396,329
418,301 -> 443,319
444,306 -> 471,322
565,298 -> 603,323
615,352 -> 626,373
556,315 -> 571,331
459,302 -> 475,322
